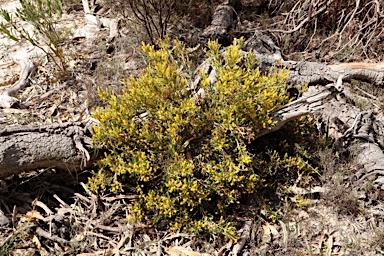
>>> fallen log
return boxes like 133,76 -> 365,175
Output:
0,121 -> 96,179
256,83 -> 342,139
329,62 -> 384,71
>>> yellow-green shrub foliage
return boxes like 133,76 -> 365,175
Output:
89,38 -> 291,238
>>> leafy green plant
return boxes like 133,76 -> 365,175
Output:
89,37 -> 316,239
0,0 -> 67,73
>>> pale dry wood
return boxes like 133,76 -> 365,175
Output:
0,210 -> 9,226
108,18 -> 120,39
81,0 -> 91,13
82,0 -> 100,25
290,185 -> 329,195
35,227 -> 69,244
0,59 -> 35,108
329,62 -> 384,71
232,220 -> 252,256
34,200 -> 54,215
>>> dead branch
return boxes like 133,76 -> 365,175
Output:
232,220 -> 253,255
0,59 -> 35,108
318,96 -> 384,188
329,62 -> 384,71
256,84 -> 341,139
266,0 -> 384,58
127,0 -> 175,44
199,0 -> 240,46
266,0 -> 334,34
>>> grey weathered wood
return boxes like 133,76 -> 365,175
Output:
0,121 -> 96,179
201,1 -> 235,38
254,54 -> 384,87
317,92 -> 384,187
256,85 -> 341,139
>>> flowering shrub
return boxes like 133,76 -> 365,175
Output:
89,38 -> 303,238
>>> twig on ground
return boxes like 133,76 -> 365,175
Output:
232,220 -> 253,256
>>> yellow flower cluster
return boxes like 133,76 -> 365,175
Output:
88,37 -> 313,239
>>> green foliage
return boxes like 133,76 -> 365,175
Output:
89,37 -> 310,238
0,0 -> 67,73
0,228 -> 28,256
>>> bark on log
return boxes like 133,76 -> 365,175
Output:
254,53 -> 384,87
200,0 -> 236,45
319,97 -> 384,188
0,121 -> 96,179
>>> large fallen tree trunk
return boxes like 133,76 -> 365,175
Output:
256,54 -> 384,87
